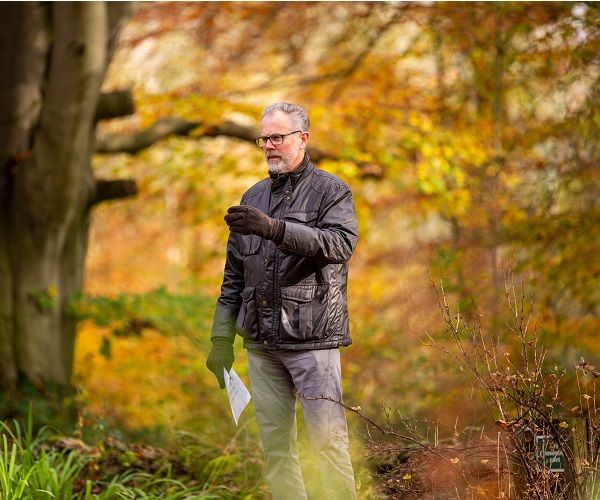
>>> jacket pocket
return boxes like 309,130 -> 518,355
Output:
279,285 -> 328,341
284,211 -> 318,227
236,286 -> 258,340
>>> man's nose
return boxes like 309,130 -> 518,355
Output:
265,140 -> 276,150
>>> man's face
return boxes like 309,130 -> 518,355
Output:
260,111 -> 308,174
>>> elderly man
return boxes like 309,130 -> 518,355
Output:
207,102 -> 358,499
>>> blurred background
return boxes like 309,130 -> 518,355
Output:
5,1 -> 598,497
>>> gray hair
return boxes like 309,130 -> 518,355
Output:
261,102 -> 310,132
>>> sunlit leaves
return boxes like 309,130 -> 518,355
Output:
83,1 -> 600,439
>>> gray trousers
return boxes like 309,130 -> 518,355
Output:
247,348 -> 356,500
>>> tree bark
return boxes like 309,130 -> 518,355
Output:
0,2 -> 131,410
10,2 -> 109,386
0,2 -> 49,391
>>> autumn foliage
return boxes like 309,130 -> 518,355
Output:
42,2 -> 600,497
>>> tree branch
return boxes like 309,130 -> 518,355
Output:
95,117 -> 199,154
95,117 -> 383,178
202,120 -> 258,141
95,90 -> 135,121
93,178 -> 138,205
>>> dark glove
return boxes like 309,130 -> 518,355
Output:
225,205 -> 285,243
206,338 -> 234,389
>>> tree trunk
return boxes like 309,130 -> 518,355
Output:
0,2 -> 131,419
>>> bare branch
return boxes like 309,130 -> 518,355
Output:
93,178 -> 138,205
201,120 -> 257,142
95,117 -> 200,154
95,90 -> 135,121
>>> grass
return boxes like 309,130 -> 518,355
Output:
0,408 -> 264,499
0,409 -> 87,499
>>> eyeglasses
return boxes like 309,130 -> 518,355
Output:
255,130 -> 302,148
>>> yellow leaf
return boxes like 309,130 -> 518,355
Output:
559,421 -> 569,428
481,459 -> 490,464
403,473 -> 412,480
450,458 -> 460,464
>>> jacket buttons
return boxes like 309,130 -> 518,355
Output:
261,300 -> 268,306
262,340 -> 269,346
285,196 -> 291,201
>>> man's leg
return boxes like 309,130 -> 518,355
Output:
283,349 -> 357,500
247,349 -> 307,500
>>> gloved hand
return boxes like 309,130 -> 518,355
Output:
225,205 -> 285,242
206,338 -> 234,389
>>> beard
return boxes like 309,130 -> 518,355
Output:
266,147 -> 301,174
267,159 -> 289,174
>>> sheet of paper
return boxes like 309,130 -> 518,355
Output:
223,367 -> 251,425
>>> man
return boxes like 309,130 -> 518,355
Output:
206,102 -> 359,500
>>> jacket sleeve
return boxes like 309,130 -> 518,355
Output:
210,232 -> 244,342
278,183 -> 359,264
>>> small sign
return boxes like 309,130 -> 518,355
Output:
536,434 -> 565,472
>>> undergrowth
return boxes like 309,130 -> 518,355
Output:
351,269 -> 600,499
0,408 -> 265,499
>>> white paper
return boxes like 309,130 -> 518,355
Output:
223,367 -> 251,425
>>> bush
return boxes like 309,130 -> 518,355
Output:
361,271 -> 600,499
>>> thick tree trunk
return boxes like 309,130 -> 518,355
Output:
0,2 -> 131,413
0,2 -> 49,391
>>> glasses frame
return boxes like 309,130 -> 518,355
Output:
255,130 -> 303,148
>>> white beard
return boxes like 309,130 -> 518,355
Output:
268,161 -> 290,174
267,155 -> 294,174
266,144 -> 303,174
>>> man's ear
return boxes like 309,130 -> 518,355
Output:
301,132 -> 310,148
